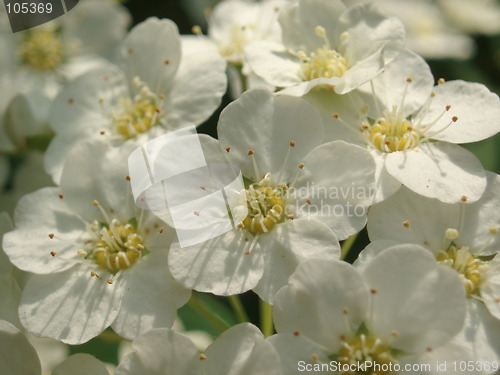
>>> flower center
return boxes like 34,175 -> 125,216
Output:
85,218 -> 145,273
298,26 -> 348,81
237,174 -> 286,235
363,105 -> 421,153
219,23 -> 257,59
337,334 -> 395,375
18,28 -> 64,71
437,245 -> 490,296
113,80 -> 163,139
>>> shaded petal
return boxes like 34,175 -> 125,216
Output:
385,142 -> 487,203
253,219 -> 340,304
482,256 -> 500,320
205,323 -> 282,375
19,263 -> 124,344
123,18 -> 181,95
363,245 -> 466,354
116,328 -> 201,375
168,230 -> 264,296
353,240 -> 402,272
0,320 -> 41,375
367,185 -> 460,252
273,259 -> 369,353
293,141 -> 376,240
53,353 -> 109,375
165,46 -> 227,129
268,333 -> 331,375
112,247 -> 191,340
3,187 -> 86,274
459,172 -> 500,256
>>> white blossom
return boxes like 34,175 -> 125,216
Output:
3,141 -> 191,344
44,17 -> 228,183
167,88 -> 375,303
270,245 -> 468,374
116,323 -> 283,375
245,0 -> 405,96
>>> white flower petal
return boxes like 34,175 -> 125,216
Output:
385,142 -> 487,203
246,40 -> 304,88
482,256 -> 500,320
421,81 -> 500,144
279,0 -> 346,52
53,353 -> 109,375
168,230 -> 264,296
123,18 -> 181,95
60,140 -> 131,222
165,47 -> 227,129
362,244 -> 466,354
218,88 -> 324,182
274,259 -> 369,353
459,172 -> 500,256
204,323 -> 282,375
353,240 -> 402,272
19,263 -> 124,344
358,49 -> 434,117
115,328 -> 201,375
253,219 -> 340,304
293,141 -> 376,240
112,247 -> 191,340
45,66 -> 125,183
367,185 -> 460,251
268,333 -> 331,375
3,187 -> 85,274
0,320 -> 41,375
27,334 -> 69,375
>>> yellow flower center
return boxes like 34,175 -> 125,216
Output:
298,26 -> 348,81
337,334 -> 396,375
238,175 -> 286,235
363,106 -> 421,153
88,219 -> 145,273
18,28 -> 64,71
113,82 -> 162,139
437,246 -> 491,296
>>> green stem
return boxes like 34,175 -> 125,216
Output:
188,293 -> 231,333
228,295 -> 249,323
260,299 -> 274,338
340,232 -> 359,260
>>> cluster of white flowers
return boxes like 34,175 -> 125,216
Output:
0,0 -> 499,373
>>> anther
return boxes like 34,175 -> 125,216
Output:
225,147 -> 231,152
199,353 -> 207,360
107,279 -> 113,284
48,233 -> 54,239
92,200 -> 100,207
68,98 -> 74,104
194,211 -> 200,216
50,251 -> 56,256
460,196 -> 468,202
426,347 -> 433,352
445,105 -> 451,111
164,59 -> 170,65
343,307 -> 349,315
159,227 -> 164,234
445,228 -> 459,240
452,116 -> 458,122
311,354 -> 319,361
100,130 -> 106,135
391,330 -> 399,337
290,141 -> 296,147
406,77 -> 413,83
370,288 -> 378,294
58,194 -> 64,199
127,48 -> 134,54
77,249 -> 88,257
247,149 -> 254,155
403,220 -> 411,228
136,244 -> 145,251
298,163 -> 304,169
438,78 -> 445,84
125,176 -> 131,181
90,271 -> 98,277
293,330 -> 300,336
306,199 -> 311,205
490,227 -> 498,235
333,113 -> 340,119
315,26 -> 326,38
192,25 -> 202,35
